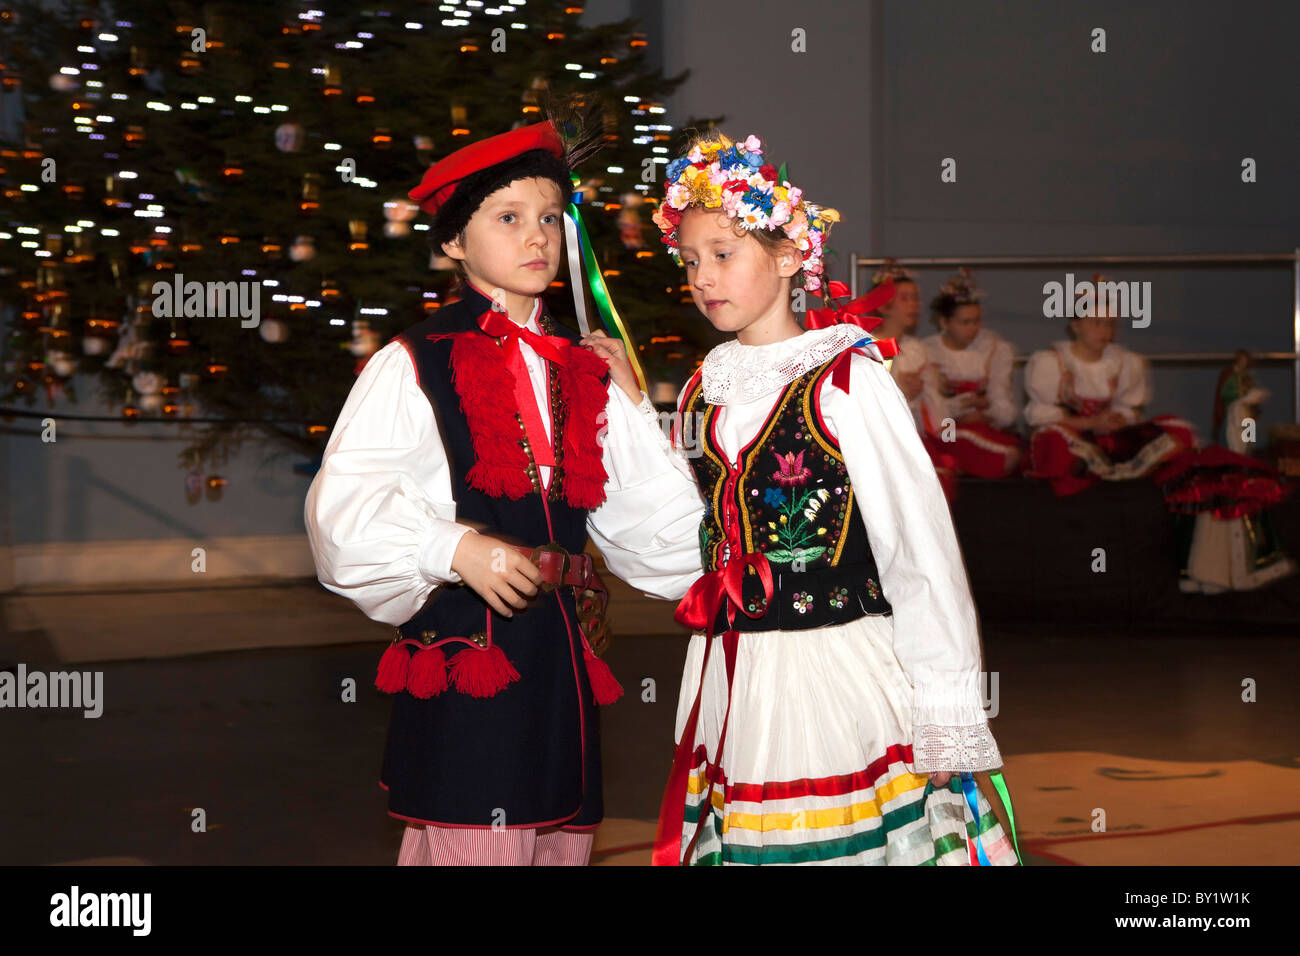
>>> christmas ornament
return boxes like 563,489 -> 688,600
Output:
275,121 -> 305,152
348,219 -> 368,251
348,319 -> 380,360
260,318 -> 288,343
47,350 -> 77,377
289,235 -> 316,262
132,370 -> 163,395
618,191 -> 646,249
383,197 -> 417,238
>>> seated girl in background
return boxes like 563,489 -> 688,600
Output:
868,262 -> 928,431
1022,279 -> 1195,496
920,270 -> 1023,485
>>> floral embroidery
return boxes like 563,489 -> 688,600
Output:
765,466 -> 831,564
865,578 -> 881,599
772,450 -> 811,487
828,586 -> 850,609
792,591 -> 814,614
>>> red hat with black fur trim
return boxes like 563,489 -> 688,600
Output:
408,121 -> 565,216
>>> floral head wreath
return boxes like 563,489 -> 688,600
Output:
937,267 -> 984,305
871,258 -> 918,289
651,132 -> 839,292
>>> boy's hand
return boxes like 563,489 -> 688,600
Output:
450,532 -> 544,618
580,329 -> 642,405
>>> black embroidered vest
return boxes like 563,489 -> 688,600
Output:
679,355 -> 893,635
376,285 -> 607,829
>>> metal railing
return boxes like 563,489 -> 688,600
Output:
849,251 -> 1300,423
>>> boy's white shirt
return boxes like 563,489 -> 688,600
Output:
303,297 -> 707,628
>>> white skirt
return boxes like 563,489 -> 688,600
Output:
669,615 -> 1019,866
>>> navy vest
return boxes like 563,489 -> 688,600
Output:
678,355 -> 893,634
378,284 -> 608,828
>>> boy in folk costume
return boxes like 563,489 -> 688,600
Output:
304,117 -> 704,865
590,131 -> 1022,865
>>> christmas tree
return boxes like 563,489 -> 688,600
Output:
0,0 -> 721,473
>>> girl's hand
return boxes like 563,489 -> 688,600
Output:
929,771 -> 954,787
580,329 -> 641,404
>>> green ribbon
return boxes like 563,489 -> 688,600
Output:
989,770 -> 1023,865
564,195 -> 649,393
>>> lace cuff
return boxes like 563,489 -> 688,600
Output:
634,391 -> 664,431
910,721 -> 1004,773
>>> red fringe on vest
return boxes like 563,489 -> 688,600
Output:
448,327 -> 610,508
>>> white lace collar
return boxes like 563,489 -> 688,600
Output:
701,323 -> 885,405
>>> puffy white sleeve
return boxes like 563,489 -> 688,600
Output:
1023,349 -> 1067,427
821,352 -> 1003,773
586,381 -> 706,601
304,340 -> 476,627
1111,349 -> 1151,424
987,337 -> 1019,430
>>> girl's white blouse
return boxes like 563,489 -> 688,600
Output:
920,327 -> 1019,430
1023,340 -> 1150,428
606,325 -> 1001,770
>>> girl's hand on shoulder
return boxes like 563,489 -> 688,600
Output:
581,329 -> 641,404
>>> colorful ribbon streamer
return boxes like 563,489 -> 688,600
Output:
989,769 -> 1023,865
562,185 -> 649,393
960,772 -> 993,866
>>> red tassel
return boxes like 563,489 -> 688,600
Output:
406,646 -> 448,699
375,643 -> 410,694
449,644 -> 520,698
584,647 -> 624,705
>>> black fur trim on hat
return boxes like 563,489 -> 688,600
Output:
428,149 -> 572,249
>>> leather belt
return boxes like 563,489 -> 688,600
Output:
511,541 -> 610,656
511,541 -> 596,591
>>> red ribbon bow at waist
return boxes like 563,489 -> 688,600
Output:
805,279 -> 902,393
652,551 -> 774,866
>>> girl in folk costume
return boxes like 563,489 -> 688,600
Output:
868,263 -> 961,501
869,263 -> 927,431
304,115 -> 703,865
625,131 -> 1022,865
919,270 -> 1023,484
1022,277 -> 1196,497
